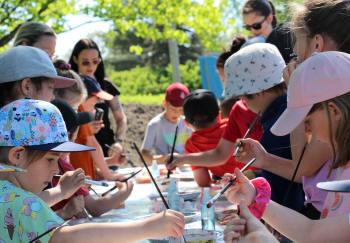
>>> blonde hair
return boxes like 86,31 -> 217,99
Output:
14,22 -> 56,46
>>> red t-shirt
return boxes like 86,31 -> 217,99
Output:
187,117 -> 240,177
51,158 -> 90,211
223,100 -> 263,144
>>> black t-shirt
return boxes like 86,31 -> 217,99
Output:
95,79 -> 121,156
266,24 -> 294,64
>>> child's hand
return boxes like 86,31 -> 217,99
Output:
116,181 -> 134,197
60,195 -> 85,220
90,120 -> 105,134
235,138 -> 267,169
58,169 -> 86,199
283,58 -> 299,86
224,205 -> 277,243
145,210 -> 185,239
224,169 -> 256,206
166,153 -> 185,171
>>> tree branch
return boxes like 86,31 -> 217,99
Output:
0,0 -> 26,25
0,24 -> 23,47
58,19 -> 111,34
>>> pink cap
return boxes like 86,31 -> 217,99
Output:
165,82 -> 189,107
271,51 -> 350,136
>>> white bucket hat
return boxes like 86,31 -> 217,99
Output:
224,43 -> 285,99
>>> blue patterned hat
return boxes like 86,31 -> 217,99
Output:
0,99 -> 95,152
224,43 -> 285,99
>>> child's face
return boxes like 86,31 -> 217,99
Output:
304,103 -> 340,144
76,49 -> 101,78
163,101 -> 183,123
32,79 -> 55,102
293,30 -> 314,62
17,151 -> 60,193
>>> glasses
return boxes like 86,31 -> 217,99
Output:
244,17 -> 267,31
81,59 -> 101,66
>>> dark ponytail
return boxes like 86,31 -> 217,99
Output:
243,0 -> 277,28
216,36 -> 246,69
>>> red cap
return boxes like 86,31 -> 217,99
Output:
165,82 -> 189,107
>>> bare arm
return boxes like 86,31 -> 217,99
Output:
263,201 -> 350,243
86,135 -> 119,180
50,210 -> 185,243
237,137 -> 331,183
109,96 -> 127,139
141,149 -> 167,164
169,138 -> 234,169
85,181 -> 133,217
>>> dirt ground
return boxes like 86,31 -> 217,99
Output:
119,103 -> 163,167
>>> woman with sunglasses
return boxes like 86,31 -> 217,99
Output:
242,0 -> 293,63
69,39 -> 127,158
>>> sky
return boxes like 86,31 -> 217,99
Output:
55,14 -> 112,60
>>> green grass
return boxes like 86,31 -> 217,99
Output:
120,94 -> 164,105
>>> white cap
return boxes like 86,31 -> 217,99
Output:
224,43 -> 285,99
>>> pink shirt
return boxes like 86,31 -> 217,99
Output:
321,162 -> 350,218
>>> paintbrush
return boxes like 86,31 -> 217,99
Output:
206,158 -> 257,208
233,111 -> 261,157
101,168 -> 143,197
133,142 -> 187,243
167,125 -> 178,178
53,175 -> 109,187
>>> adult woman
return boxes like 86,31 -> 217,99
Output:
14,21 -> 56,59
242,0 -> 293,63
69,39 -> 127,156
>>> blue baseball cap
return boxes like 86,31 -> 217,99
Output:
81,75 -> 113,100
0,99 -> 95,152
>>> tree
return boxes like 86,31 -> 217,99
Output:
83,0 -> 227,52
100,28 -> 203,71
0,0 -> 76,47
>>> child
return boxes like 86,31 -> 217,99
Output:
0,46 -> 75,106
225,42 -> 305,212
0,46 -> 85,208
181,89 -> 256,187
0,99 -> 184,242
69,75 -> 124,180
51,98 -> 133,219
224,51 -> 350,242
141,82 -> 192,164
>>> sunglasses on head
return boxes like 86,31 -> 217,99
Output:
81,59 -> 101,66
244,17 -> 266,31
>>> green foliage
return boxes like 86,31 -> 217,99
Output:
85,0 -> 228,52
0,0 -> 76,47
120,94 -> 164,105
100,28 -> 203,71
107,60 -> 201,95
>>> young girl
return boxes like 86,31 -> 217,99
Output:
242,0 -> 293,63
235,0 -> 350,219
224,51 -> 350,242
0,99 -> 184,243
68,39 -> 127,156
0,46 -> 75,107
51,98 -> 133,219
14,21 -> 57,60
